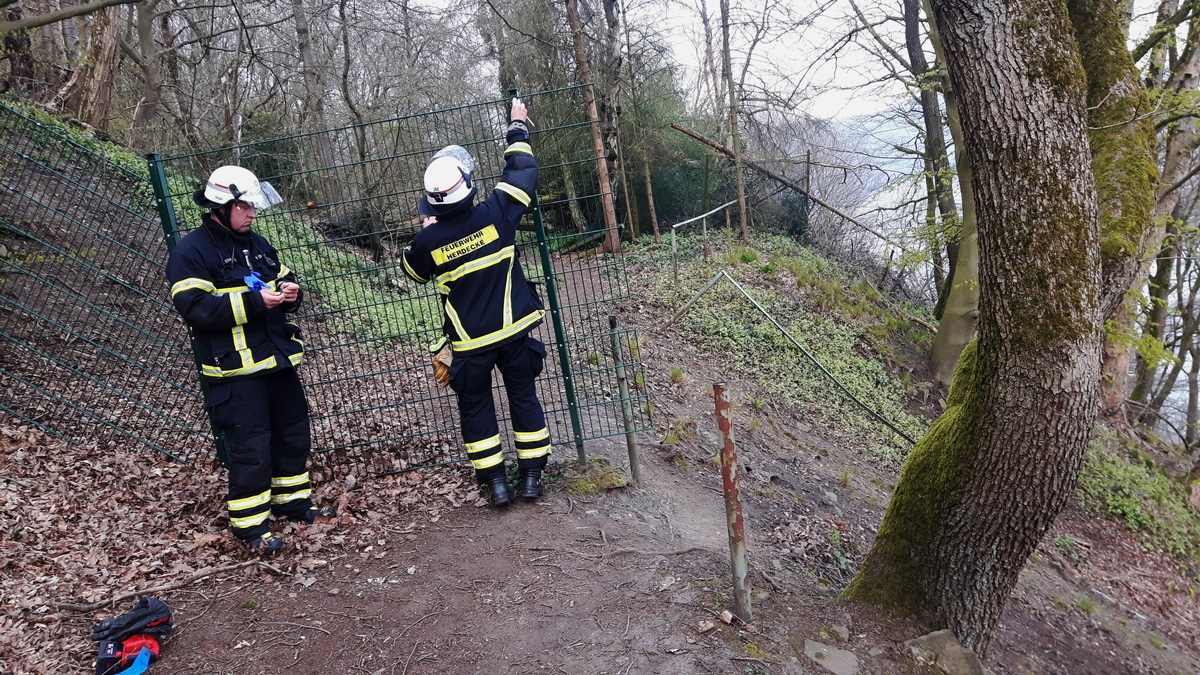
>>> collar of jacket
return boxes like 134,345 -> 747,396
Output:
201,212 -> 251,245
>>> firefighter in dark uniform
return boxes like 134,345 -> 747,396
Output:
401,98 -> 552,507
166,166 -> 335,552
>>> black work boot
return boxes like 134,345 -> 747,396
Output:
482,476 -> 514,507
242,531 -> 284,554
518,469 -> 544,501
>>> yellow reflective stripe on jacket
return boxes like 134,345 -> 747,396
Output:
171,278 -> 215,297
434,245 -> 515,294
230,292 -> 247,325
232,325 -> 248,354
401,248 -> 428,283
200,354 -> 278,378
496,182 -> 530,206
445,301 -> 469,344
452,310 -> 544,352
504,142 -> 532,156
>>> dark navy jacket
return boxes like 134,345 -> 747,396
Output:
166,214 -> 304,380
401,125 -> 543,352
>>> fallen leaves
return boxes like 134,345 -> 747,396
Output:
1,423 -> 479,675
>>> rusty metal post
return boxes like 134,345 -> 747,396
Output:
713,382 -> 751,622
609,316 -> 641,485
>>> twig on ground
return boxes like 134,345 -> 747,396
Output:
256,620 -> 331,635
570,545 -> 705,560
754,565 -> 784,592
400,640 -> 420,675
52,560 -> 282,613
395,610 -> 443,640
732,656 -> 775,665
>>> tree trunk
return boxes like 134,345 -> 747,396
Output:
1071,0 -> 1159,322
697,0 -> 724,114
640,151 -> 660,243
845,0 -> 1103,655
338,0 -> 383,259
131,1 -> 162,137
1131,213 -> 1178,407
3,3 -> 36,95
598,0 -> 621,168
565,0 -> 620,253
1186,340 -> 1199,449
1144,268 -> 1200,415
616,134 -> 638,239
922,156 -> 946,314
73,6 -> 121,128
560,158 -> 588,233
292,0 -> 345,213
718,0 -> 748,242
1099,10 -> 1195,417
905,0 -> 958,311
619,5 -> 657,241
925,0 -> 979,385
1125,32 -> 1200,418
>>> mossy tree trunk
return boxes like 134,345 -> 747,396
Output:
1074,0 -> 1161,421
844,0 -> 1109,654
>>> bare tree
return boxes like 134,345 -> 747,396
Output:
566,0 -> 620,253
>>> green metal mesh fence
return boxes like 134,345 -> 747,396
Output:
0,103 -> 208,458
148,85 -> 651,473
0,88 -> 648,473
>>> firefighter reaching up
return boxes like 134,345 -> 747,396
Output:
402,97 -> 553,507
166,166 -> 336,552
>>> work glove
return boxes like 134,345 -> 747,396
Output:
429,336 -> 453,387
91,596 -> 173,643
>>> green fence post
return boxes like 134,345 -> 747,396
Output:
147,153 -> 228,467
510,90 -> 587,465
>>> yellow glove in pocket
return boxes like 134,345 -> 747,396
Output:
429,337 -> 453,387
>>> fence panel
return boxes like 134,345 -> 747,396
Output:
150,86 -> 650,473
0,104 -> 208,458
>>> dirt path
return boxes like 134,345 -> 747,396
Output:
160,437 -> 785,675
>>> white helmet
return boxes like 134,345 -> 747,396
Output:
419,145 -> 476,216
193,165 -> 283,210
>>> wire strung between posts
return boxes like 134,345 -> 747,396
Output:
664,270 -> 918,446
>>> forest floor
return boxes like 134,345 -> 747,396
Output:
5,241 -> 1200,674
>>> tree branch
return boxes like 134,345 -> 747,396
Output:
0,0 -> 138,34
1131,0 -> 1199,63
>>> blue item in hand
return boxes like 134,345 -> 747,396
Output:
244,272 -> 267,291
